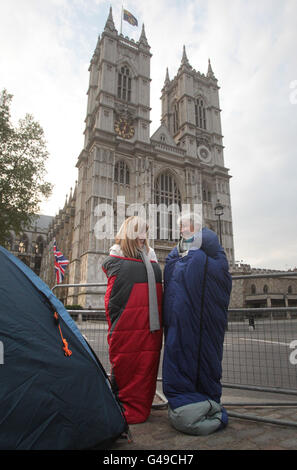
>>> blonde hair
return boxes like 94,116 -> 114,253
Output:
115,216 -> 149,258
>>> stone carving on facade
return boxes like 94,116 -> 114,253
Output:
114,103 -> 136,123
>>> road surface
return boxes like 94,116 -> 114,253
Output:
77,318 -> 297,391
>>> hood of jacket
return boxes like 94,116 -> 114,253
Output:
109,243 -> 158,262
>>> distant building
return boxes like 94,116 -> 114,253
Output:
230,263 -> 297,311
4,215 -> 53,276
37,8 -> 297,311
40,189 -> 76,301
39,7 -> 235,308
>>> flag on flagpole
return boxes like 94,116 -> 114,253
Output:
123,9 -> 138,26
53,241 -> 69,284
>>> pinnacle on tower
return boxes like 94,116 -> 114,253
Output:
91,35 -> 101,64
72,181 -> 77,200
164,67 -> 170,87
180,45 -> 192,71
139,23 -> 149,48
182,45 -> 188,63
207,58 -> 216,79
95,35 -> 100,52
104,6 -> 117,34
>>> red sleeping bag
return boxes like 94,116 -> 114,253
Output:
102,254 -> 163,424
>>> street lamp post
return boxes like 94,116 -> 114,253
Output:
214,199 -> 224,245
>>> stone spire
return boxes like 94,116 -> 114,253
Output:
139,23 -> 150,49
104,6 -> 117,34
179,45 -> 192,71
164,67 -> 170,87
207,58 -> 216,79
91,35 -> 100,64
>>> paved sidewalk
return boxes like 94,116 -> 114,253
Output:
107,388 -> 297,451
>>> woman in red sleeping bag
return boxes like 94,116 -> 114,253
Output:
102,216 -> 163,424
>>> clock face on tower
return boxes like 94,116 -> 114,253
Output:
114,117 -> 135,139
197,145 -> 212,164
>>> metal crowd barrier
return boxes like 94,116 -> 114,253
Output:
52,271 -> 297,427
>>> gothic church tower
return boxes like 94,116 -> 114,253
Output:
68,8 -> 154,307
66,8 -> 235,308
160,46 -> 234,258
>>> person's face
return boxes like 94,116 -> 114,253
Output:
180,220 -> 195,240
137,231 -> 147,249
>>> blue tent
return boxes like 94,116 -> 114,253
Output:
0,246 -> 128,449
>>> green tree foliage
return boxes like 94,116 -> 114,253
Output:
0,89 -> 52,246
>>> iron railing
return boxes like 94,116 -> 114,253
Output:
52,271 -> 297,427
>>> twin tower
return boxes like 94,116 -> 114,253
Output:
51,7 -> 235,307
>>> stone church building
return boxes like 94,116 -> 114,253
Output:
40,7 -> 235,308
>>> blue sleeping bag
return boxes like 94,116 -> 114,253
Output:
162,228 -> 232,435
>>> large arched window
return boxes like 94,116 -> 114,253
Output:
117,66 -> 131,102
154,172 -> 182,241
195,98 -> 206,129
114,160 -> 130,185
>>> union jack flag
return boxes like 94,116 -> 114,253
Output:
53,241 -> 69,284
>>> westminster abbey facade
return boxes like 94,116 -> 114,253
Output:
40,7 -> 235,308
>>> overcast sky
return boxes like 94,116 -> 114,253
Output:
1,0 -> 296,270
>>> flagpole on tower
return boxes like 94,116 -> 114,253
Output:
120,4 -> 123,35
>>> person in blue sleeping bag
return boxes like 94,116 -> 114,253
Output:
162,212 -> 232,435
